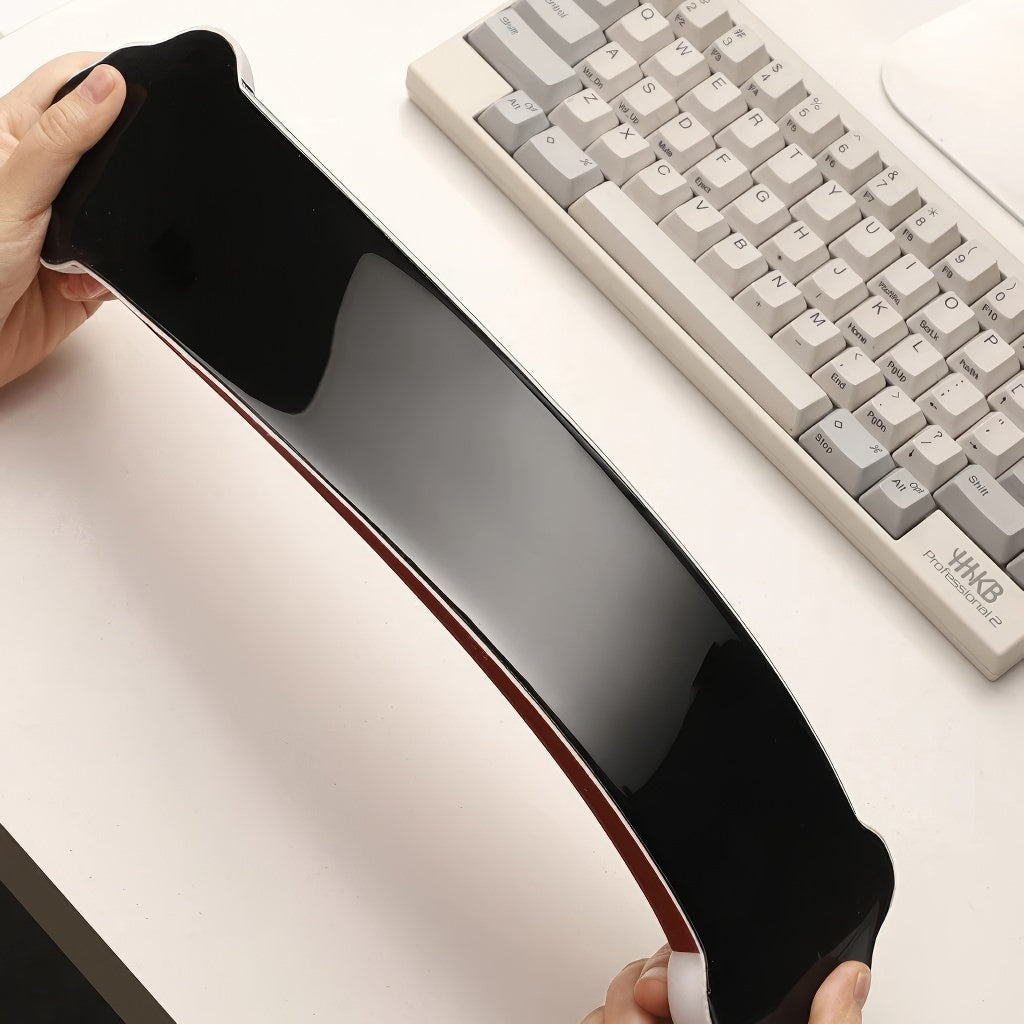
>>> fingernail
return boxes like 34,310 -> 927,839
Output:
853,967 -> 871,1008
79,65 -> 115,104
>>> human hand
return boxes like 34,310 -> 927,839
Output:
581,945 -> 871,1024
0,54 -> 126,388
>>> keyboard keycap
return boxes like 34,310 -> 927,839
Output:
648,110 -> 715,172
959,412 -> 1024,477
742,59 -> 806,121
947,330 -> 1019,395
696,232 -> 768,297
575,40 -> 643,98
895,203 -> 960,265
678,73 -> 747,133
479,90 -> 550,152
989,370 -> 1024,430
689,147 -> 753,208
736,270 -> 806,333
868,254 -> 939,317
762,220 -> 829,282
586,122 -> 655,184
798,258 -> 867,322
779,95 -> 844,156
469,11 -> 581,111
812,347 -> 886,410
856,165 -> 922,229
550,89 -> 618,148
515,0 -> 606,65
878,335 -> 947,398
860,468 -> 935,538
829,216 -> 901,281
791,181 -> 860,245
703,24 -> 769,86
816,130 -> 883,193
614,76 -> 678,135
799,409 -> 894,496
752,144 -> 822,206
622,159 -> 692,219
576,0 -> 641,29
921,373 -> 989,436
933,241 -> 1001,304
973,277 -> 1024,342
515,126 -> 605,205
668,0 -> 732,49
894,424 -> 967,491
854,385 -> 926,451
570,181 -> 831,433
607,3 -> 674,62
774,308 -> 844,372
641,35 -> 710,96
840,295 -> 908,360
660,195 -> 730,257
714,107 -> 783,170
722,183 -> 791,245
911,292 -> 978,357
935,466 -> 1024,564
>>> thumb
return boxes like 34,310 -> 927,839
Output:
0,63 -> 126,224
809,962 -> 871,1024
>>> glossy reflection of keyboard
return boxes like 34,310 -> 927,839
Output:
407,0 -> 1024,678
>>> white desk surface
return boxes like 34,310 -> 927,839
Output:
1,0 -> 1022,1021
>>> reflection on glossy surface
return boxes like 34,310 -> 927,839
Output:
45,31 -> 894,1023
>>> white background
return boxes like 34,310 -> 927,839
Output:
1,0 -> 1023,1021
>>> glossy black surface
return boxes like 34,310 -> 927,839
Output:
46,33 -> 894,1024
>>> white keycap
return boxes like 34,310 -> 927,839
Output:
550,89 -> 618,148
668,0 -> 732,50
515,126 -> 605,205
703,24 -> 768,86
641,35 -> 710,97
570,181 -> 831,434
856,165 -> 922,229
791,181 -> 860,244
973,278 -> 1024,343
840,295 -> 909,360
515,0 -> 606,65
586,122 -> 655,184
607,3 -> 674,62
798,258 -> 867,323
479,90 -> 550,153
678,73 -> 747,134
816,130 -> 883,194
688,147 -> 753,208
877,335 -> 948,398
799,408 -> 894,495
742,60 -> 806,121
779,95 -> 844,156
714,107 -> 783,170
921,373 -> 989,436
752,145 -> 823,206
735,270 -> 807,334
829,217 -> 902,281
911,292 -> 979,357
935,466 -> 1024,565
622,159 -> 692,220
696,231 -> 768,296
469,11 -> 582,111
575,41 -> 643,98
959,412 -> 1024,477
840,296 -> 908,363
649,110 -> 715,172
896,203 -> 961,265
762,221 -> 829,282
933,241 -> 1001,305
660,194 -> 730,256
855,385 -> 927,451
860,468 -> 936,538
868,254 -> 940,317
774,308 -> 845,373
813,347 -> 886,410
948,330 -> 1019,395
613,76 -> 678,135
989,370 -> 1024,431
894,424 -> 968,491
721,184 -> 791,245
576,0 -> 641,29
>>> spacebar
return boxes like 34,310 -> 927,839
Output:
569,182 -> 831,437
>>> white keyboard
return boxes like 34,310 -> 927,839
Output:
407,0 -> 1024,679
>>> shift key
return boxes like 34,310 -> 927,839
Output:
799,409 -> 893,495
935,466 -> 1024,565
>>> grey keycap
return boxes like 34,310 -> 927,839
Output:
479,90 -> 550,152
935,466 -> 1024,565
1008,551 -> 1024,588
799,409 -> 894,495
515,126 -> 604,207
999,461 -> 1024,507
468,10 -> 580,112
514,0 -> 605,65
859,468 -> 935,538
